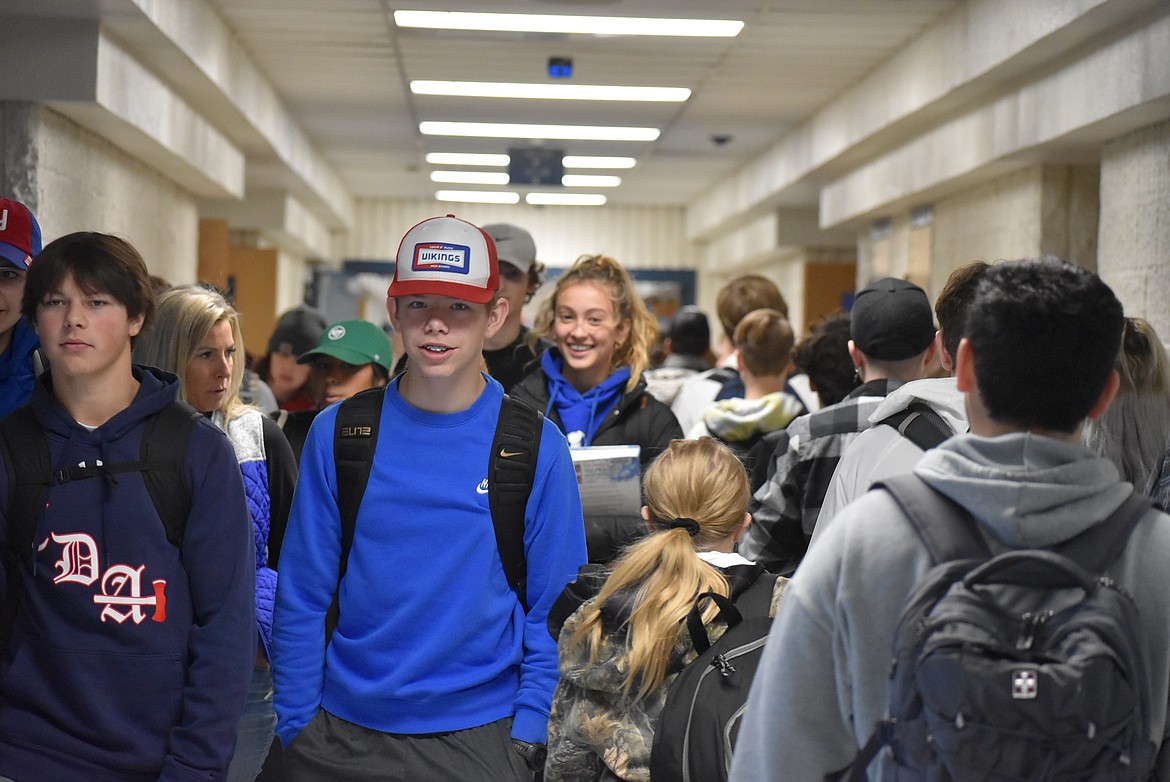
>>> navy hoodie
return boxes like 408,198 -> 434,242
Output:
0,366 -> 255,782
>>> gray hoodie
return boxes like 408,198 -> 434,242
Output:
730,432 -> 1170,782
816,376 -> 968,534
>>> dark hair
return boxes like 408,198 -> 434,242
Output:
668,305 -> 711,357
793,311 -> 858,407
525,262 -> 546,303
716,274 -> 787,339
23,232 -> 155,333
934,261 -> 991,363
967,257 -> 1123,433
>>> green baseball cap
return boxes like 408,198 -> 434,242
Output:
297,320 -> 393,370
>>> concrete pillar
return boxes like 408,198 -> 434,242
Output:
1098,120 -> 1170,340
1039,165 -> 1099,272
0,103 -> 39,211
925,163 -> 1099,293
0,102 -> 201,282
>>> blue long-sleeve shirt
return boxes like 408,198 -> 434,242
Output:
273,375 -> 587,747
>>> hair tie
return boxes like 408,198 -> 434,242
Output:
668,517 -> 701,537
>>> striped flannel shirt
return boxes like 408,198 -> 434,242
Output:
740,379 -> 899,575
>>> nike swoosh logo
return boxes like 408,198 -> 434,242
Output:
499,449 -> 524,458
476,479 -> 490,494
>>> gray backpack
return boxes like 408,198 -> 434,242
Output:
847,474 -> 1157,781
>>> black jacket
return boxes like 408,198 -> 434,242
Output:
512,367 -> 683,563
512,367 -> 682,466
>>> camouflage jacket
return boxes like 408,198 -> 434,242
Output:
545,564 -> 785,782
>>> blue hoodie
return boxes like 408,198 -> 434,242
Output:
0,366 -> 256,782
539,348 -> 630,447
0,317 -> 40,421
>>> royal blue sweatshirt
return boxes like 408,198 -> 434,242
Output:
0,317 -> 40,421
0,366 -> 256,782
273,375 -> 587,747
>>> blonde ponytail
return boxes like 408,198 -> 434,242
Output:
567,438 -> 751,700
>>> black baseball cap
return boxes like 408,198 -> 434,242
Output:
850,277 -> 935,361
267,305 -> 327,356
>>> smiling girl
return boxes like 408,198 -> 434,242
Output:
512,254 -> 682,562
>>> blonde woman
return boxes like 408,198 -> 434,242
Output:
1083,316 -> 1170,494
512,254 -> 682,561
134,284 -> 297,782
545,438 -> 783,782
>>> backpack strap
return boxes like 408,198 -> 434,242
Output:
0,406 -> 49,651
329,385 -> 387,638
1052,491 -> 1153,574
876,473 -> 991,564
844,722 -> 895,782
489,394 -> 542,612
686,591 -> 743,655
140,401 -> 200,548
335,386 -> 386,557
731,570 -> 779,619
1,406 -> 51,565
877,401 -> 953,451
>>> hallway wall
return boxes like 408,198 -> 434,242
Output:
1,104 -> 199,284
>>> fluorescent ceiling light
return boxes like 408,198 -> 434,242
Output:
421,121 -> 659,142
562,174 -> 621,187
430,171 -> 511,185
436,190 -> 520,204
426,153 -> 639,169
432,171 -> 620,187
526,193 -> 607,206
411,80 -> 689,102
426,152 -> 510,166
395,11 -> 744,37
563,156 -> 636,169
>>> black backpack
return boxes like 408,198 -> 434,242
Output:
649,572 -> 778,782
0,401 -> 199,648
876,400 -> 954,451
328,387 -> 542,637
847,474 -> 1157,782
